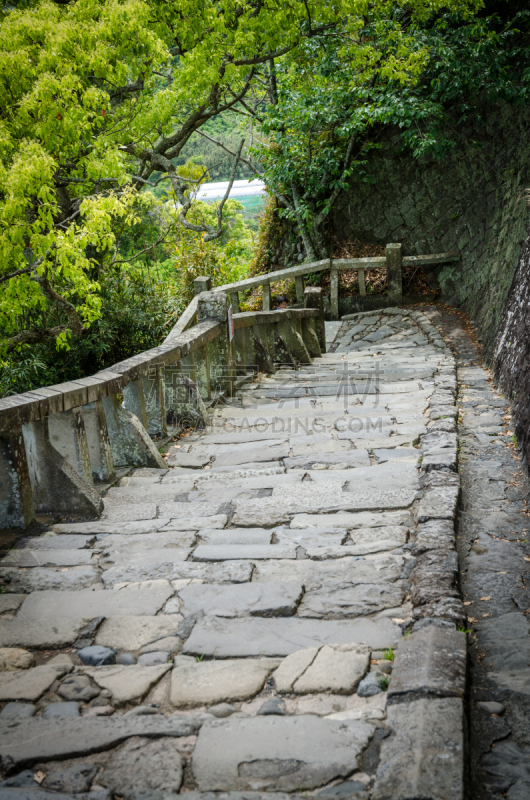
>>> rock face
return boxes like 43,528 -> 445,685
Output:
331,103 -> 530,349
492,232 -> 530,466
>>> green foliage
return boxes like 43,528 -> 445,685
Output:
1,197 -> 255,392
252,0 -> 529,258
0,0 -> 353,357
177,115 -> 257,183
384,647 -> 395,662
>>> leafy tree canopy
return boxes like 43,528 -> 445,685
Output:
0,0 -> 357,355
0,0 -> 487,356
247,2 -> 529,260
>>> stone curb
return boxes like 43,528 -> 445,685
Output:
359,309 -> 467,800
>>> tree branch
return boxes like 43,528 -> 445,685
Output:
196,130 -> 263,177
6,326 -> 70,354
32,270 -> 86,338
112,226 -> 174,265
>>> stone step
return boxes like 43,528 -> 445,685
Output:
184,616 -> 401,657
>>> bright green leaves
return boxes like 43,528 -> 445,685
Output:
0,0 -> 490,356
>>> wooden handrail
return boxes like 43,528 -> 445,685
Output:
165,248 -> 461,338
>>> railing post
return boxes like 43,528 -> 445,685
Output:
197,291 -> 234,396
271,323 -> 296,367
156,366 -> 168,437
301,318 -> 321,358
123,379 -> 149,431
163,364 -> 210,434
82,400 -> 116,482
22,417 -> 103,516
194,276 -> 212,296
251,324 -> 275,374
47,407 -> 94,487
194,343 -> 211,401
283,319 -> 311,363
262,281 -> 272,311
358,268 -> 366,296
234,323 -> 246,375
295,275 -> 305,305
229,291 -> 240,313
386,243 -> 403,305
304,287 -> 326,352
102,393 -> 166,468
330,264 -> 339,320
0,428 -> 35,529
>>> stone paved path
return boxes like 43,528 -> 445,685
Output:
0,309 -> 462,798
423,305 -> 530,800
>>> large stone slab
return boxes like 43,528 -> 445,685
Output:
388,627 -> 466,699
198,529 -> 272,545
26,534 -> 96,550
0,595 -> 25,614
232,485 -> 416,526
253,556 -> 404,589
0,665 -> 70,702
305,533 -> 406,559
1,548 -> 94,568
101,502 -> 158,520
184,616 -> 401,657
100,531 -> 197,553
192,545 -> 297,561
170,657 -> 279,707
105,484 -> 194,502
178,582 -> 303,618
372,698 -> 464,800
101,560 -> 253,588
290,511 -> 411,529
287,643 -> 370,695
100,547 -> 192,570
416,486 -> 459,522
0,618 -> 87,649
52,520 -> 172,535
284,451 -> 370,469
161,514 -> 228,530
18,583 -> 174,623
95,617 -> 179,651
298,583 -> 405,619
289,435 -> 350,457
84,664 -> 171,706
99,736 -> 184,795
412,519 -> 455,555
0,567 -> 99,593
211,445 -> 290,467
0,716 -> 201,769
192,715 -> 375,791
158,501 -> 223,518
275,530 -> 346,547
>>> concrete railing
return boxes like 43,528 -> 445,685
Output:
166,244 -> 461,337
0,288 -> 325,531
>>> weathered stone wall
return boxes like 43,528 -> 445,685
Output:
492,231 -> 530,465
332,103 -> 530,354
